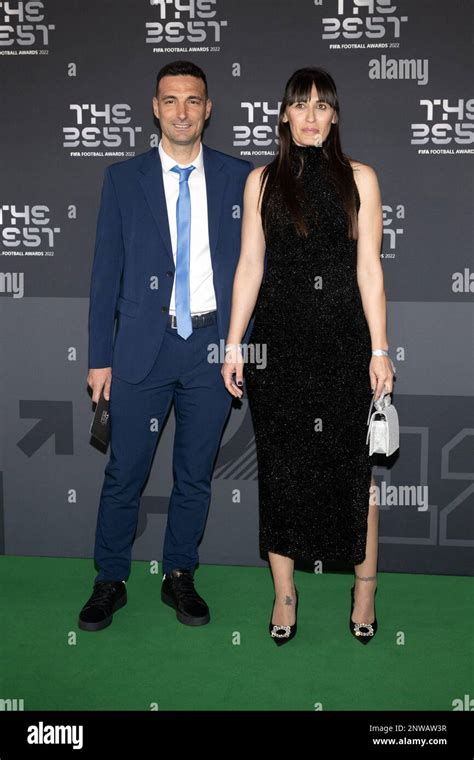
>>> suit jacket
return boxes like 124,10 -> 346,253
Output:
88,144 -> 254,384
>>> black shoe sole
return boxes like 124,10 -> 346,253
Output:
78,593 -> 127,632
161,590 -> 210,626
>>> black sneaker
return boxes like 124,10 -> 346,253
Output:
161,569 -> 210,626
78,580 -> 127,632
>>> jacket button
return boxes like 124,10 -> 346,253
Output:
166,270 -> 173,277
161,305 -> 168,313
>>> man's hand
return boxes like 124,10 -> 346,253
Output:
87,367 -> 112,403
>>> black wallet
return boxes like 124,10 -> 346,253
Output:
89,389 -> 110,447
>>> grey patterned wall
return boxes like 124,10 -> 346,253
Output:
1,0 -> 472,575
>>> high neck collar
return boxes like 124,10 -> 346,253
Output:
289,141 -> 326,168
291,141 -> 325,156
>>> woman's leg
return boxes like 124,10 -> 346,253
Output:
268,552 -> 297,625
352,475 -> 379,622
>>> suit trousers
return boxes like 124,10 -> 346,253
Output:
93,312 -> 232,580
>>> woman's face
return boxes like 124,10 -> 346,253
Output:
282,83 -> 337,147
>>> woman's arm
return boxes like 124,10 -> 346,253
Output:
352,162 -> 395,398
222,166 -> 267,397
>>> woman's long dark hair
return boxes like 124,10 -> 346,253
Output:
259,67 -> 359,240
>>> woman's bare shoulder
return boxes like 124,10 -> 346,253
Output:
349,159 -> 378,182
246,165 -> 267,185
244,165 -> 269,202
349,160 -> 382,210
349,160 -> 380,195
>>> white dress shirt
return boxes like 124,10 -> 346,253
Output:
158,140 -> 217,316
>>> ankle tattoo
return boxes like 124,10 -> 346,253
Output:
355,574 -> 377,582
284,595 -> 294,606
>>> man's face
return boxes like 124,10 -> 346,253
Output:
153,75 -> 212,148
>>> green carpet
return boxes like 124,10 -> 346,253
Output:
1,557 -> 472,711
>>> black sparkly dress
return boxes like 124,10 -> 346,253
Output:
244,142 -> 373,566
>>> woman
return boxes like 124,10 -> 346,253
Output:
221,67 -> 395,646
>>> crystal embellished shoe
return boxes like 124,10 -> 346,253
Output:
349,585 -> 378,644
268,589 -> 298,646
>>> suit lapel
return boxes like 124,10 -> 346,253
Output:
138,144 -> 228,268
138,148 -> 174,266
202,143 -> 228,266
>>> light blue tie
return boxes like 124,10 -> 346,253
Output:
170,164 -> 195,339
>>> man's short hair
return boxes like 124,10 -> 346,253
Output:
155,60 -> 208,98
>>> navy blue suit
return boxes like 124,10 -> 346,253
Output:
88,145 -> 253,579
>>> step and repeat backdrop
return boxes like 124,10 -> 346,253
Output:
1,0 -> 472,575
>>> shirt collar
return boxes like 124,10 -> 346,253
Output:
158,139 -> 203,174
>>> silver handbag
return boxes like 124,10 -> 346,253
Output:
366,389 -> 399,456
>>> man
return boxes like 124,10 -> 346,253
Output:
79,61 -> 253,631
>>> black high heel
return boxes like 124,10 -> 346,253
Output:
268,589 -> 298,646
349,585 -> 378,644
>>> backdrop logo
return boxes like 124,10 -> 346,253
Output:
412,98 -> 474,152
62,104 -> 142,155
146,0 -> 228,51
233,101 -> 281,155
0,1 -> 55,51
0,205 -> 59,258
381,204 -> 403,260
321,0 -> 408,45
